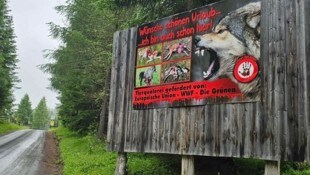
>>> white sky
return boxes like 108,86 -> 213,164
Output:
8,0 -> 66,109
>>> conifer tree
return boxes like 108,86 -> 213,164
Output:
0,0 -> 18,117
32,97 -> 50,129
15,94 -> 32,125
43,0 -> 221,135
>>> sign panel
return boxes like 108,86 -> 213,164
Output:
133,0 -> 260,109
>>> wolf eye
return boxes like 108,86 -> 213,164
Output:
218,29 -> 226,34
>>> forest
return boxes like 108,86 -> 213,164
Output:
0,0 -> 216,133
41,0 -> 219,136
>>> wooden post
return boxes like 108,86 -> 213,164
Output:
182,155 -> 195,175
264,160 -> 280,175
115,152 -> 127,175
97,69 -> 111,139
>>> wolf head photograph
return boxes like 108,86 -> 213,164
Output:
195,2 -> 261,99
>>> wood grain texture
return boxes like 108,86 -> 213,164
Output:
264,161 -> 280,175
181,156 -> 195,175
107,0 -> 310,161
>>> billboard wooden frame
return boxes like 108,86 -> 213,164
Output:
108,0 -> 310,174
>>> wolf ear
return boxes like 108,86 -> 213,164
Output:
246,13 -> 260,29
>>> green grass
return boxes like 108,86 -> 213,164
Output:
53,127 -> 117,175
281,162 -> 310,175
53,127 -> 180,175
53,127 -> 310,175
0,120 -> 28,135
127,153 -> 180,175
234,159 -> 310,175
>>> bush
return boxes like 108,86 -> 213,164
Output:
0,121 -> 27,134
282,162 -> 310,175
127,153 -> 180,175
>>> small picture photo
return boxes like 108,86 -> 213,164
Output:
162,37 -> 191,62
161,60 -> 191,84
136,44 -> 162,67
135,65 -> 161,88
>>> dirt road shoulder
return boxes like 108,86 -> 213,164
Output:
40,131 -> 63,175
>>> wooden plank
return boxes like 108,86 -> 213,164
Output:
204,105 -> 216,156
164,108 -> 172,153
144,109 -> 153,151
172,108 -> 181,154
278,0 -> 288,161
252,103 -> 262,157
287,0 -> 298,161
305,0 -> 310,162
124,28 -> 137,152
107,31 -> 121,149
181,156 -> 195,175
295,0 -> 308,161
114,29 -> 130,151
264,161 -> 280,175
260,0 -> 270,159
115,153 -> 127,175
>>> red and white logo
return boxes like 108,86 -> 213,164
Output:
233,55 -> 259,83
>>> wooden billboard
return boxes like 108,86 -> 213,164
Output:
107,0 -> 310,164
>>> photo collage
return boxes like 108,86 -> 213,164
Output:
135,36 -> 192,88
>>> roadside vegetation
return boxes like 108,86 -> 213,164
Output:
52,126 -> 310,175
281,162 -> 310,175
0,120 -> 27,135
53,127 -> 180,175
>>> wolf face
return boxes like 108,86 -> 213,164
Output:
196,25 -> 246,61
195,2 -> 261,98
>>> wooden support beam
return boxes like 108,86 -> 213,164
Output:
264,160 -> 280,175
182,155 -> 195,175
115,152 -> 127,175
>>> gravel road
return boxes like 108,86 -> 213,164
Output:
0,129 -> 45,175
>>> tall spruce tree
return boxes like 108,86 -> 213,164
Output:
15,94 -> 32,125
43,0 -> 116,134
32,97 -> 50,129
43,0 -> 221,135
0,0 -> 18,117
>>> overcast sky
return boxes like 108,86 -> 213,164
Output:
8,0 -> 66,109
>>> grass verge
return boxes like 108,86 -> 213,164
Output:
52,127 -> 310,175
281,162 -> 310,175
53,127 -> 180,175
0,120 -> 28,135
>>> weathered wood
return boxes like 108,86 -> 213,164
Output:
115,153 -> 127,175
305,0 -> 310,160
181,155 -> 195,175
264,161 -> 280,175
107,31 -> 120,145
97,69 -> 111,139
108,0 -> 310,162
